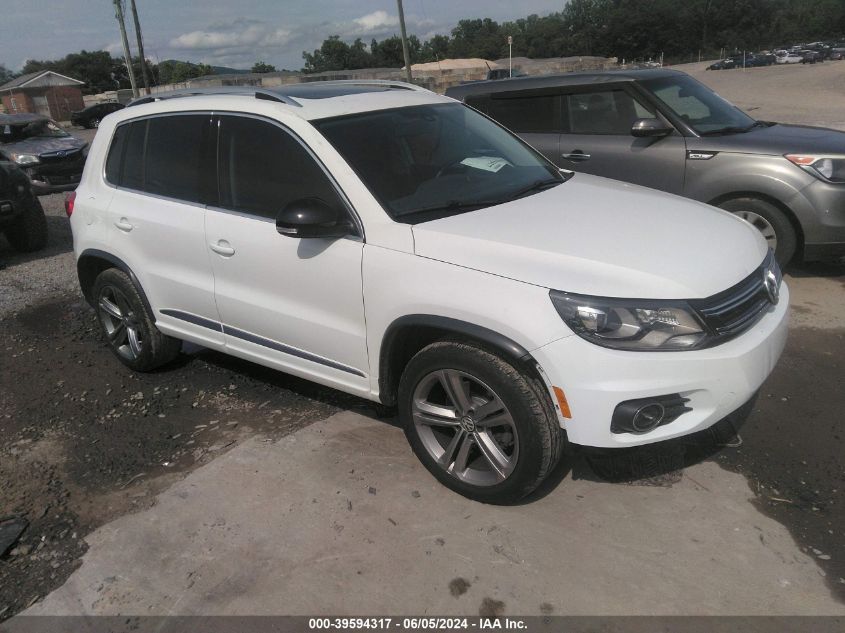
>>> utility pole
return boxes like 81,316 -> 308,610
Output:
508,35 -> 513,77
129,0 -> 151,94
396,0 -> 412,83
113,0 -> 139,98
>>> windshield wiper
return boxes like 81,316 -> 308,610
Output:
699,122 -> 763,136
504,178 -> 563,201
396,178 -> 563,219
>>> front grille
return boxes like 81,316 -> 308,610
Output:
690,251 -> 781,340
39,149 -> 83,164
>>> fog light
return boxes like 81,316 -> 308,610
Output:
611,393 -> 691,435
632,402 -> 665,432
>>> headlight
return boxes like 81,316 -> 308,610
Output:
785,154 -> 845,183
550,291 -> 707,351
11,153 -> 40,166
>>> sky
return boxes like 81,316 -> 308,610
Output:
0,0 -> 564,72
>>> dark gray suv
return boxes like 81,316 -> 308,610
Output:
447,69 -> 845,265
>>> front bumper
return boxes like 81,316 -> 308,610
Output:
788,179 -> 845,261
29,176 -> 80,195
532,283 -> 789,448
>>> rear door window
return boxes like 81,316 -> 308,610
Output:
484,93 -> 560,133
106,114 -> 212,204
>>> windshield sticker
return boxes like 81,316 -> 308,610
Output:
460,156 -> 512,172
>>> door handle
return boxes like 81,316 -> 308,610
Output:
114,218 -> 134,232
209,240 -> 235,257
561,151 -> 591,162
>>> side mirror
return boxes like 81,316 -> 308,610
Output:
631,118 -> 674,138
276,197 -> 351,239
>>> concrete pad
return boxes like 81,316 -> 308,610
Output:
25,412 -> 844,616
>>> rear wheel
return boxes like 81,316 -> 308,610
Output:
4,195 -> 47,253
398,341 -> 563,504
719,197 -> 797,266
92,268 -> 181,371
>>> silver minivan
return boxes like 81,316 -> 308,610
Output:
447,69 -> 845,265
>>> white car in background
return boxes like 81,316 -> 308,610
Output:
776,52 -> 803,64
66,81 -> 788,503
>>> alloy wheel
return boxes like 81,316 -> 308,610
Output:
97,285 -> 143,361
411,369 -> 518,486
733,210 -> 778,251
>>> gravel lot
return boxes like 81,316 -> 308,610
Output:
1,63 -> 844,618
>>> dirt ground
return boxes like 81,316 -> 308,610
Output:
681,59 -> 845,129
1,63 -> 844,618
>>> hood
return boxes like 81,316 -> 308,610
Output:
1,136 -> 87,158
411,174 -> 767,299
688,122 -> 845,156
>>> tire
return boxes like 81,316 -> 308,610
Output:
4,195 -> 47,253
398,341 -> 563,504
718,197 -> 797,266
92,268 -> 181,371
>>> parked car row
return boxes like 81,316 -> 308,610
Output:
707,41 -> 845,69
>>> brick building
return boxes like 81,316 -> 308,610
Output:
0,70 -> 85,122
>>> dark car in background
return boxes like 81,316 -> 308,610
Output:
706,58 -> 736,70
0,160 -> 47,252
447,69 -> 845,265
800,50 -> 824,64
70,101 -> 124,129
0,113 -> 88,195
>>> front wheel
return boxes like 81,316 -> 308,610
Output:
719,197 -> 797,266
398,341 -> 563,504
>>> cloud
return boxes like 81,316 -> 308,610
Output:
170,19 -> 292,51
353,10 -> 398,33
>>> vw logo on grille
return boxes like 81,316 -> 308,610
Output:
763,268 -> 780,305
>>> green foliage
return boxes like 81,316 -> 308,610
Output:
157,60 -> 214,84
0,64 -> 14,84
18,50 -> 160,94
302,0 -> 845,72
251,61 -> 277,73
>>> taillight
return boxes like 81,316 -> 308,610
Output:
64,191 -> 76,217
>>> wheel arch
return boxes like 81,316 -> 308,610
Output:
77,249 -> 155,318
378,314 -> 535,407
708,191 -> 805,256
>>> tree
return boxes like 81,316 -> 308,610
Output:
300,0 -> 845,71
158,60 -> 214,84
0,64 -> 14,84
251,61 -> 277,73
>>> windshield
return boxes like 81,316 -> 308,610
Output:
313,103 -> 564,223
641,75 -> 756,135
1,119 -> 69,144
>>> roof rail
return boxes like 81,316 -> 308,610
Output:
299,79 -> 428,92
127,87 -> 301,108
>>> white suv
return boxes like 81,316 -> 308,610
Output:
67,81 -> 788,503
